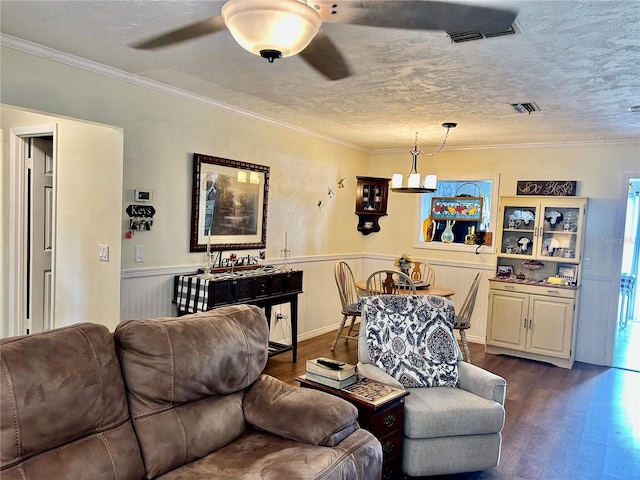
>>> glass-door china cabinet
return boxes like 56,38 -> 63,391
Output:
486,196 -> 588,368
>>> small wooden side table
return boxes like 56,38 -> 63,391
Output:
296,375 -> 409,480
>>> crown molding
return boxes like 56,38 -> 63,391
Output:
0,33 -> 366,152
370,137 -> 640,154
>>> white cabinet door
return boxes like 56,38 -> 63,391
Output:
527,295 -> 574,358
487,290 -> 528,351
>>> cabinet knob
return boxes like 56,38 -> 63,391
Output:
382,440 -> 395,454
383,414 -> 396,428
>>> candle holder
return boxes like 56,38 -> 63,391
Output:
280,228 -> 291,271
280,248 -> 291,271
201,252 -> 215,279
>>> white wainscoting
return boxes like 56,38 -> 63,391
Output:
574,274 -> 614,366
120,255 -> 494,348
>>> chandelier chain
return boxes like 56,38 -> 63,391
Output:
422,125 -> 452,158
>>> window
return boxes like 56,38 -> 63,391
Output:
415,174 -> 499,252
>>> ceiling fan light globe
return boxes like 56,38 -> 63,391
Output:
222,0 -> 321,58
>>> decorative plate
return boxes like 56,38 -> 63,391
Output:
542,238 -> 560,256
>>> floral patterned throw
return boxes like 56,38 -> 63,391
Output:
360,295 -> 459,388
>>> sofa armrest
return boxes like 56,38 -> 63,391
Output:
243,374 -> 359,447
457,361 -> 506,405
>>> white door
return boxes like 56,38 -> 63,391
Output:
28,137 -> 54,333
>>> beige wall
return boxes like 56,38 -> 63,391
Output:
366,144 -> 640,364
2,44 -> 639,366
1,105 -> 124,334
1,45 -> 368,337
367,144 -> 639,273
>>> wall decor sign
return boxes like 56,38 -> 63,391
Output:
431,197 -> 483,221
126,204 -> 155,231
190,153 -> 269,252
516,180 -> 577,196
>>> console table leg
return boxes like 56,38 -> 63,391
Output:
291,297 -> 298,362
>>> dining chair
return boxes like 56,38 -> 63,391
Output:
331,260 -> 362,351
410,261 -> 436,285
454,272 -> 482,363
365,269 -> 416,295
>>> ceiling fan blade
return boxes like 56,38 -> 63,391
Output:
300,29 -> 351,81
131,16 -> 226,49
310,1 -> 517,34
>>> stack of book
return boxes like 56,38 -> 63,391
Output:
305,357 -> 358,389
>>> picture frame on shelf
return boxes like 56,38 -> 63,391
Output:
557,263 -> 579,285
497,265 -> 514,277
190,153 -> 269,252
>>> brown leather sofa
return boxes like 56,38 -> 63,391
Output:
1,304 -> 382,479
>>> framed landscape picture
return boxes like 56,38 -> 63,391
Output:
190,153 -> 269,252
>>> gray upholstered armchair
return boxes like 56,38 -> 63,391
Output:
357,295 -> 506,477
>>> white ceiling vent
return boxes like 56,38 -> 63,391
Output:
447,19 -> 521,44
511,102 -> 541,114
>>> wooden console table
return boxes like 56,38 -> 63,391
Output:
173,269 -> 303,361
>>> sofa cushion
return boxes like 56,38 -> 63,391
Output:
155,429 -> 383,480
403,387 -> 506,439
1,323 -> 145,480
114,304 -> 269,478
361,295 -> 459,388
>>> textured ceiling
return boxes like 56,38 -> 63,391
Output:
1,0 -> 639,151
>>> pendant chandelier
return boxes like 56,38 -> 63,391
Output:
391,122 -> 457,193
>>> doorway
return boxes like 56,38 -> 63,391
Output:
8,127 -> 56,337
613,178 -> 639,371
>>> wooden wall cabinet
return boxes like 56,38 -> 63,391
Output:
355,176 -> 389,235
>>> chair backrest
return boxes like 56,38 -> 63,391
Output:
357,295 -> 462,386
410,261 -> 436,285
334,260 -> 360,314
115,304 -> 269,478
366,269 -> 416,295
455,272 -> 482,328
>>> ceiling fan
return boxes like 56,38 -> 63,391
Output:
133,0 -> 518,81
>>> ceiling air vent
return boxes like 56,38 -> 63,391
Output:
510,102 -> 541,114
447,19 -> 521,44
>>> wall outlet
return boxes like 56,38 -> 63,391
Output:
135,245 -> 145,263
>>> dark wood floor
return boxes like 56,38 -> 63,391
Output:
264,331 -> 640,480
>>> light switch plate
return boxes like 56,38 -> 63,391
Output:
98,244 -> 109,261
135,245 -> 145,263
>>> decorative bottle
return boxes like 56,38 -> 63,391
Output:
441,220 -> 455,243
465,225 -> 476,245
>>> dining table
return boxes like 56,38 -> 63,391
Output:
355,280 -> 455,298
